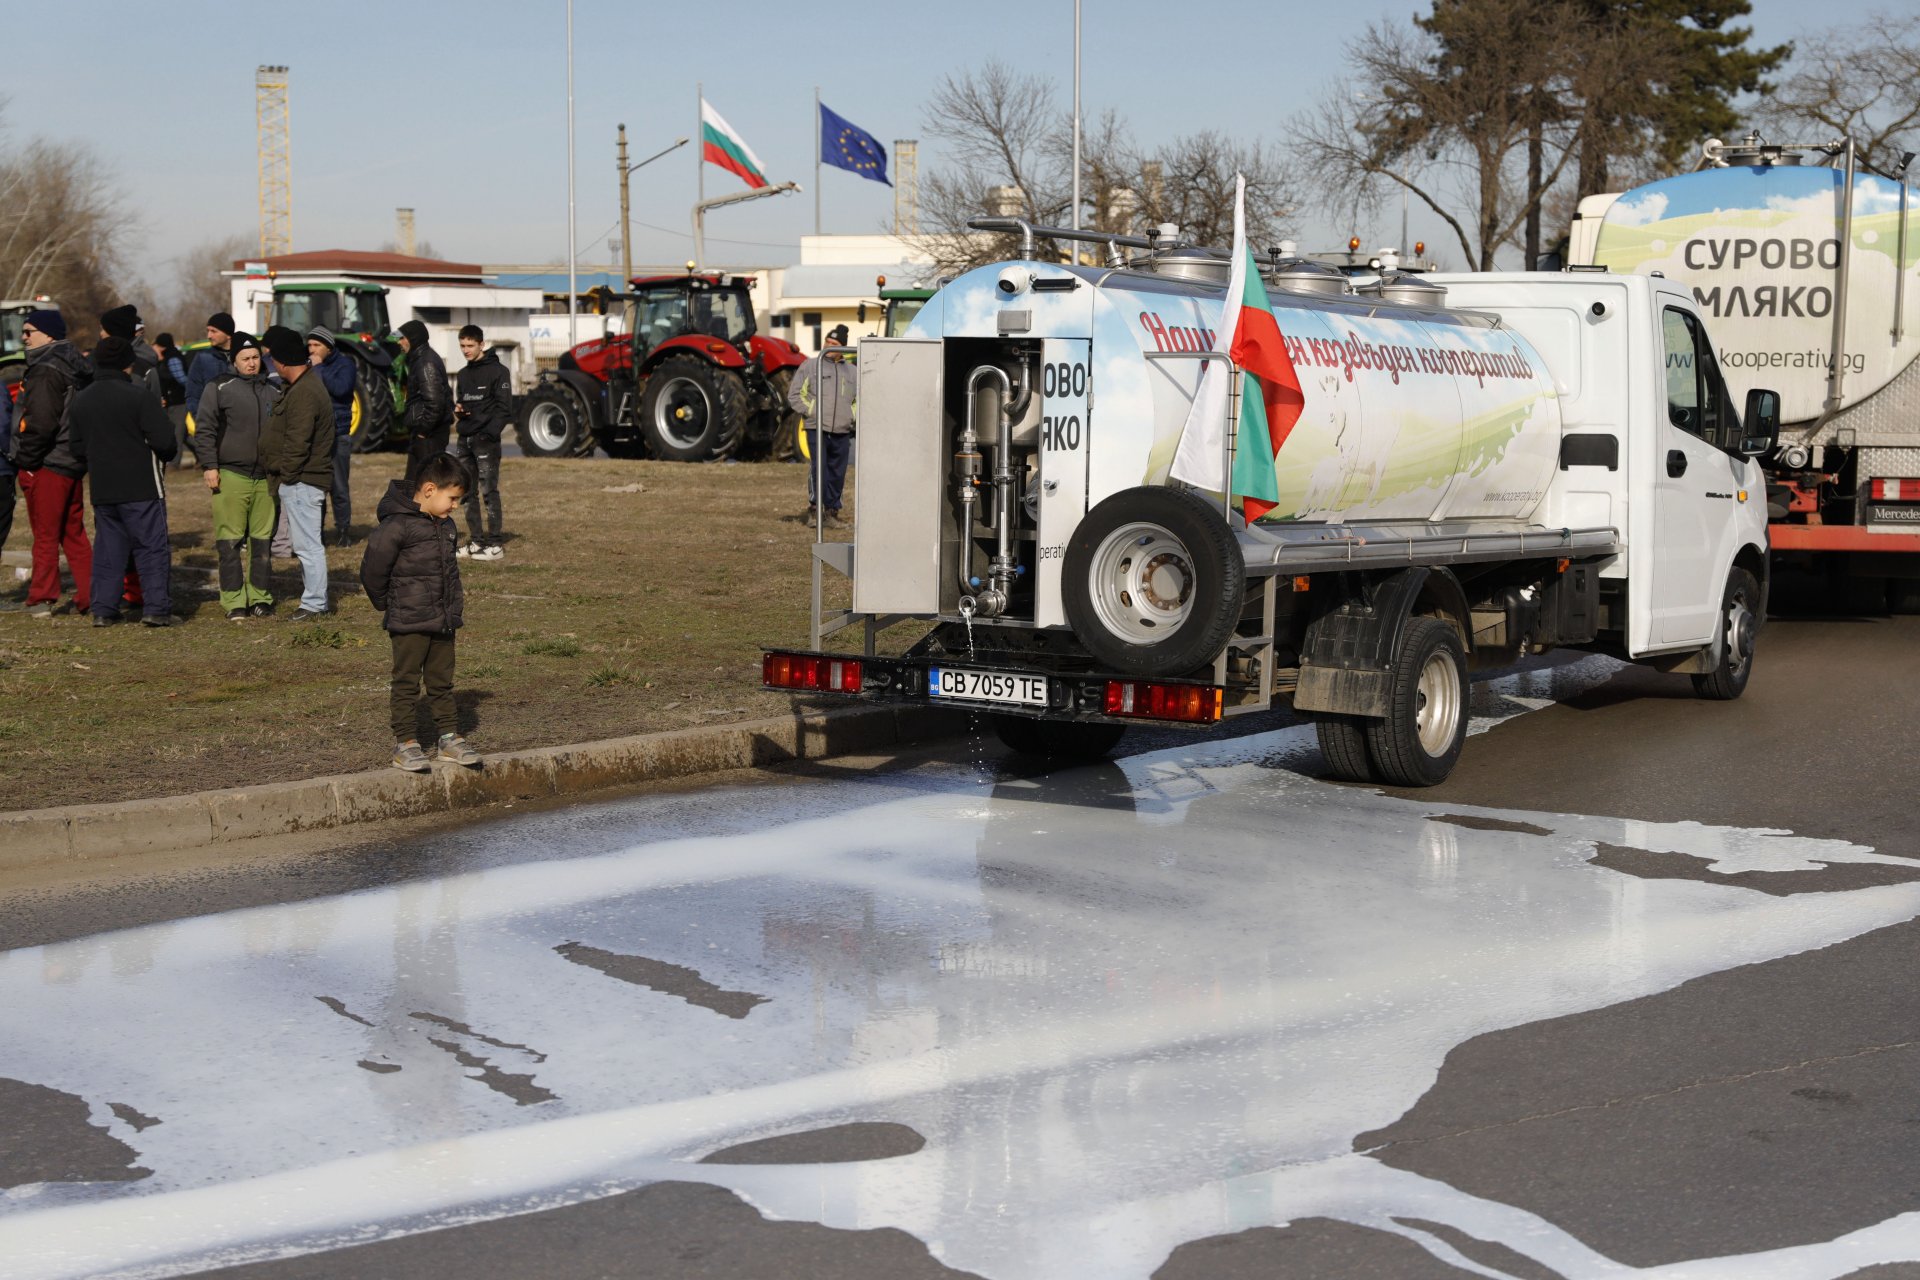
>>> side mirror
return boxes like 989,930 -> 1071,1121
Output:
1740,388 -> 1781,457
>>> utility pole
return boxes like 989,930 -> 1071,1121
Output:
255,65 -> 291,256
565,0 -> 577,347
617,125 -> 632,286
616,130 -> 688,287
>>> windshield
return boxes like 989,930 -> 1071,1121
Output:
273,291 -> 342,335
632,284 -> 754,352
885,298 -> 926,338
340,289 -> 387,337
0,309 -> 24,359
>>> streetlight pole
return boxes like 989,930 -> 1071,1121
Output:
617,130 -> 689,287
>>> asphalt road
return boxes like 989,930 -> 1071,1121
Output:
2,614 -> 1918,1280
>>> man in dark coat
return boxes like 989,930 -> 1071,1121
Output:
184,312 -> 237,420
306,326 -> 358,545
397,319 -> 452,485
69,337 -> 177,626
358,453 -> 479,773
15,309 -> 95,616
151,332 -> 192,469
451,324 -> 511,559
259,325 -> 336,621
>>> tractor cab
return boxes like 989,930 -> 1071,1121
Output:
622,274 -> 757,360
270,282 -> 392,340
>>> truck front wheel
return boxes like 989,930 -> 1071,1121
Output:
990,715 -> 1126,761
1364,617 -> 1468,787
1691,567 -> 1761,701
1062,487 -> 1244,677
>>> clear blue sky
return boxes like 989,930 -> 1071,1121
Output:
3,0 -> 1885,278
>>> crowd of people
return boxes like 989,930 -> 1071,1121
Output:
0,307 -> 511,626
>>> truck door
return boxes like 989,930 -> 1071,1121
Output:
1650,306 -> 1733,645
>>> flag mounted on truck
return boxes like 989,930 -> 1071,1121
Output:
1170,174 -> 1306,521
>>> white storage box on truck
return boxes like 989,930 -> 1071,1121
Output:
1571,134 -> 1920,608
763,219 -> 1778,785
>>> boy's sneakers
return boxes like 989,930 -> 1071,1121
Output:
471,544 -> 504,561
436,734 -> 482,767
392,741 -> 432,773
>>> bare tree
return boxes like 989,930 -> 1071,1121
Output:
1752,11 -> 1920,173
0,116 -> 134,334
912,61 -> 1297,272
148,233 -> 250,340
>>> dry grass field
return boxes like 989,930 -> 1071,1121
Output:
0,451 -> 874,810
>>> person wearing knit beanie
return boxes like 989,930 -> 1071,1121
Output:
258,323 -> 335,620
23,309 -> 65,341
207,312 -> 237,339
186,313 -> 240,420
262,325 -> 308,371
91,337 -> 134,370
100,305 -> 140,341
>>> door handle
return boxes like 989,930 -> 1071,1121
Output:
1667,449 -> 1687,478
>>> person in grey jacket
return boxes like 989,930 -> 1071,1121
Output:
786,323 -> 858,526
194,335 -> 281,620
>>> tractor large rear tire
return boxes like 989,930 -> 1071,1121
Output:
351,367 -> 395,454
516,383 -> 588,458
639,355 -> 749,462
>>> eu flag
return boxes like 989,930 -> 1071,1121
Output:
820,103 -> 890,186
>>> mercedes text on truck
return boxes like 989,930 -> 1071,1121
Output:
762,218 -> 1778,786
1571,134 -> 1920,611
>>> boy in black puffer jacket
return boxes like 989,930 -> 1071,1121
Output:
358,454 -> 482,773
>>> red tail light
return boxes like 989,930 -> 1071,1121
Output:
1870,478 -> 1920,500
1102,679 -> 1224,723
763,652 -> 862,693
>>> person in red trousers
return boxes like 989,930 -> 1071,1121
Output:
14,309 -> 94,617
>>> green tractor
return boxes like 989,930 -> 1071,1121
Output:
264,281 -> 408,453
881,283 -> 935,338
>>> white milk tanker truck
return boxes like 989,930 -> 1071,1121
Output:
1571,135 -> 1920,609
762,218 -> 1778,785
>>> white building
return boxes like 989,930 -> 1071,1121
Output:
767,235 -> 942,354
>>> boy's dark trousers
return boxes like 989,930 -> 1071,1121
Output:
451,434 -> 503,546
91,499 -> 171,620
390,631 -> 457,742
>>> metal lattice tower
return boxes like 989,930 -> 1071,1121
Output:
893,139 -> 919,236
396,208 -> 416,257
255,65 -> 291,256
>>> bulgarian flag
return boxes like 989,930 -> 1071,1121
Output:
700,98 -> 769,189
1169,174 -> 1305,522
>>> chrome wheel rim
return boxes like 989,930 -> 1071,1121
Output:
653,376 -> 711,449
526,401 -> 570,452
1087,521 -> 1195,644
1725,592 -> 1756,674
1414,649 -> 1462,756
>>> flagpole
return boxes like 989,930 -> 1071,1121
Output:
1071,0 -> 1082,233
566,0 -> 577,348
814,86 -> 822,236
696,82 -> 704,209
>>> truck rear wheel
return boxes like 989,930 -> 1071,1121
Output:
640,355 -> 749,462
517,383 -> 586,458
1691,567 -> 1761,701
1363,617 -> 1468,787
1062,487 -> 1244,677
990,715 -> 1126,761
1312,713 -> 1375,783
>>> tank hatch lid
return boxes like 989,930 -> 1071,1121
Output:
1138,246 -> 1231,285
1265,257 -> 1351,298
1358,270 -> 1448,308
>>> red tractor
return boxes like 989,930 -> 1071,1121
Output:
516,272 -> 806,461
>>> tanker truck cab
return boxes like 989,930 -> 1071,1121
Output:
763,220 -> 1777,787
1433,273 -> 1775,657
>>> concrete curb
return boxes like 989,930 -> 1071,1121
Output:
0,705 -> 956,871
